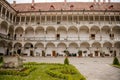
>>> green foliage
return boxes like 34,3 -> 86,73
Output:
0,67 -> 36,76
0,63 -> 86,80
113,57 -> 120,65
46,64 -> 86,80
64,57 -> 69,65
0,57 -> 3,63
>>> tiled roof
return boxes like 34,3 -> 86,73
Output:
11,2 -> 120,12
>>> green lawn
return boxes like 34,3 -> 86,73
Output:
112,64 -> 120,69
0,62 -> 86,80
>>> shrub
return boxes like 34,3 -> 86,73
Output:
64,57 -> 69,65
0,67 -> 36,76
113,57 -> 119,65
0,57 -> 3,63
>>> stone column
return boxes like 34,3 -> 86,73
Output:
5,9 -> 7,19
88,13 -> 90,23
109,13 -> 111,24
24,13 -> 26,23
39,12 -> 41,24
8,12 -> 11,21
72,12 -> 73,23
12,14 -> 14,23
29,12 -> 31,23
34,13 -> 37,23
15,16 -> 17,23
77,13 -> 79,23
98,12 -> 100,24
20,15 -> 21,24
45,15 -> 47,24
114,12 -> 116,24
0,6 -> 3,17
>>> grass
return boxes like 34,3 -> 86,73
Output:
0,62 -> 86,80
112,64 -> 120,69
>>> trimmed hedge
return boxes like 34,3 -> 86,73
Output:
113,57 -> 119,65
0,57 -> 3,63
0,67 -> 36,76
64,57 -> 69,65
46,65 -> 86,80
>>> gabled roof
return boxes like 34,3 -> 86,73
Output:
11,2 -> 120,12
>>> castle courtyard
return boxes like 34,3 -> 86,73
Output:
21,57 -> 120,80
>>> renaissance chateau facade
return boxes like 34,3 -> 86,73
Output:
0,0 -> 120,57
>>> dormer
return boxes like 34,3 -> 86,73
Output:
108,5 -> 114,10
50,5 -> 55,10
70,5 -> 74,10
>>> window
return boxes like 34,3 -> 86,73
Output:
70,5 -> 74,10
50,5 -> 55,10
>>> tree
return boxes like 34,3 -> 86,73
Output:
113,57 -> 119,65
64,57 -> 69,65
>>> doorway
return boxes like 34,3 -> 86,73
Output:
114,50 -> 116,57
91,34 -> 95,40
52,50 -> 56,57
56,34 -> 60,40
95,51 -> 98,56
30,50 -> 34,56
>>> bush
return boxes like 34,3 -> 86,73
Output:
0,57 -> 3,63
0,67 -> 36,76
64,57 -> 69,65
113,57 -> 119,65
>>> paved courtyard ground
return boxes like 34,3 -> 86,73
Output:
22,57 -> 120,80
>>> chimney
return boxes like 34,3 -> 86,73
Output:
103,0 -> 106,3
98,0 -> 100,3
32,0 -> 35,6
108,0 -> 111,3
13,1 -> 16,7
94,0 -> 96,4
98,0 -> 101,5
64,0 -> 67,3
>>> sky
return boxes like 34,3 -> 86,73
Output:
7,0 -> 120,3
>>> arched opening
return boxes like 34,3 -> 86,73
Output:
35,43 -> 44,56
0,21 -> 8,34
46,26 -> 55,40
25,27 -> 34,37
57,26 -> 67,40
57,43 -> 67,56
14,42 -> 22,55
79,26 -> 89,40
103,42 -> 112,56
112,26 -> 120,40
68,43 -> 78,56
68,26 -> 78,40
35,27 -> 44,40
101,26 -> 111,40
0,40 -> 7,55
114,41 -> 120,56
46,43 -> 56,56
92,42 -> 101,56
8,25 -> 14,39
15,27 -> 24,37
24,43 -> 34,56
90,26 -> 100,40
80,42 -> 90,57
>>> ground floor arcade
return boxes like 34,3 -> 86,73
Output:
0,40 -> 120,57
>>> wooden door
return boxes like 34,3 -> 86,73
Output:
52,51 -> 56,57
